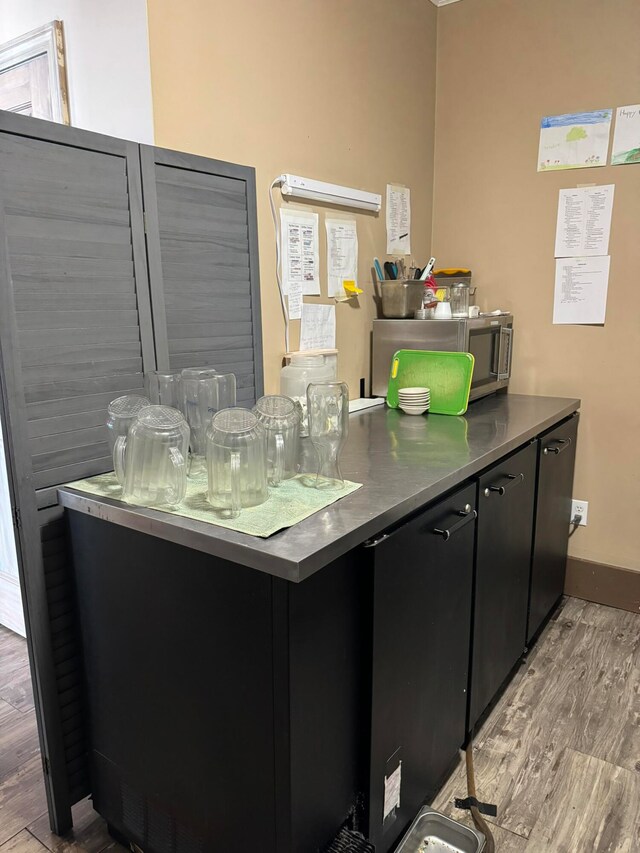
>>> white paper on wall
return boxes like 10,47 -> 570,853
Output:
280,208 -> 320,296
299,303 -> 336,351
554,185 -> 614,257
325,218 -> 358,297
553,256 -> 610,325
386,185 -> 411,255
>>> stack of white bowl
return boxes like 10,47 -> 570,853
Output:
398,387 -> 430,415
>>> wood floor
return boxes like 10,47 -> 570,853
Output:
0,595 -> 638,852
432,596 -> 640,852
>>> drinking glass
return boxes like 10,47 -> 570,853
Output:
114,405 -> 189,507
106,395 -> 151,466
252,395 -> 300,486
307,382 -> 349,488
205,408 -> 267,517
145,370 -> 183,411
182,368 -> 236,475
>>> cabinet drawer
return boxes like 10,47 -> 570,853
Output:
366,482 -> 476,852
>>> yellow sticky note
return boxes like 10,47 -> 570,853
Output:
343,280 -> 363,295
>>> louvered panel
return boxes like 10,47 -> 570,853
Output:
1,131 -> 149,488
142,147 -> 263,402
37,507 -> 90,810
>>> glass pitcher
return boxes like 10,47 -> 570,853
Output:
307,382 -> 349,488
252,395 -> 300,486
205,408 -> 267,517
114,405 -> 189,508
106,394 -> 151,464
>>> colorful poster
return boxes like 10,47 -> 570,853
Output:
611,104 -> 640,165
537,110 -> 612,172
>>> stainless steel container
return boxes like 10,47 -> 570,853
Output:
396,807 -> 485,853
381,280 -> 424,318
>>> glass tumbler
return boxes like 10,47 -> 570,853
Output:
205,408 -> 268,517
145,370 -> 183,411
114,405 -> 189,508
307,382 -> 349,488
252,395 -> 300,486
106,395 -> 151,470
182,369 -> 236,475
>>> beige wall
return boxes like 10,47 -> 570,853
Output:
432,0 -> 640,571
147,0 -> 437,397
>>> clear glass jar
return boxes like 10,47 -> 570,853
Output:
280,355 -> 336,436
450,283 -> 470,318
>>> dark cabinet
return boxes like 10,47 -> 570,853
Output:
527,415 -> 579,643
366,483 -> 476,852
469,442 -> 537,731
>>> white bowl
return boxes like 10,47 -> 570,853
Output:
399,404 -> 429,416
398,395 -> 430,404
398,386 -> 430,395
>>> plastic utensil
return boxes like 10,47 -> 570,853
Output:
205,408 -> 268,517
116,405 -> 189,507
386,350 -> 475,416
374,257 -> 384,282
419,256 -> 436,281
307,381 -> 349,488
252,395 -> 300,486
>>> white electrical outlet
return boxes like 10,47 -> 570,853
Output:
571,499 -> 588,526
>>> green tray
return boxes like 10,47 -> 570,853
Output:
386,349 -> 475,416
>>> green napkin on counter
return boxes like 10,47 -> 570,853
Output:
65,471 -> 362,538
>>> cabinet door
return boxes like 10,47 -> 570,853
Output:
527,415 -> 578,643
367,483 -> 476,853
469,442 -> 537,731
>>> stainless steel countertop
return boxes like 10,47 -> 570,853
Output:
58,394 -> 580,583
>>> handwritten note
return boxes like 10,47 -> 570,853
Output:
386,185 -> 411,254
554,185 -> 614,257
280,208 -> 320,296
326,218 -> 358,297
299,303 -> 336,351
611,104 -> 640,165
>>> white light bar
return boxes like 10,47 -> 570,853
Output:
279,173 -> 381,212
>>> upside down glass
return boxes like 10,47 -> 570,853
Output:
252,395 -> 300,486
114,405 -> 190,507
145,370 -> 184,411
306,382 -> 349,488
182,368 -> 236,475
206,408 -> 268,517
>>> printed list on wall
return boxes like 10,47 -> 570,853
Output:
553,185 -> 613,325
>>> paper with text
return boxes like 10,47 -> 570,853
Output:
611,104 -> 640,165
554,185 -> 614,257
299,303 -> 336,351
386,185 -> 411,254
325,218 -> 358,297
538,110 -> 612,172
280,208 -> 320,296
553,256 -> 610,324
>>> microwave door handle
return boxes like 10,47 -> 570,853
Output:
490,327 -> 503,377
498,327 -> 513,381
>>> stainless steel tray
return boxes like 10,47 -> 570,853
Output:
395,807 -> 485,853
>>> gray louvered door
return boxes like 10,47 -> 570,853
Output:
140,146 -> 263,405
0,111 -> 156,833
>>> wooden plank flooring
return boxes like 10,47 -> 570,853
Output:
432,596 -> 640,851
1,596 -> 638,852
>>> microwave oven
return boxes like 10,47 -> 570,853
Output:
371,314 -> 514,401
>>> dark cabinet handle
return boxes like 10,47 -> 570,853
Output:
432,505 -> 477,541
484,473 -> 524,497
543,438 -> 571,456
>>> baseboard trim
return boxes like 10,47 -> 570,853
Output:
565,557 -> 640,614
